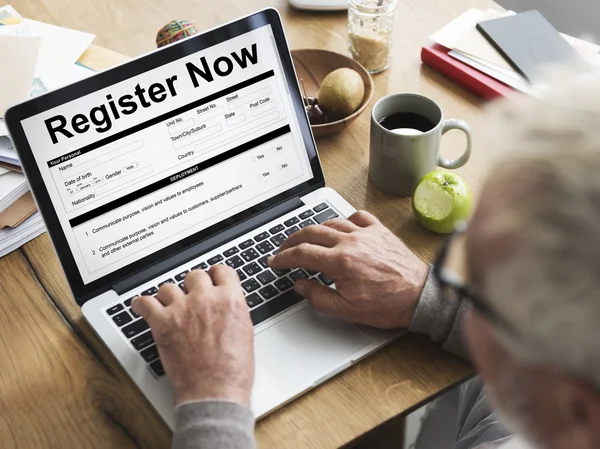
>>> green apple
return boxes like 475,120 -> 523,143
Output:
412,171 -> 473,234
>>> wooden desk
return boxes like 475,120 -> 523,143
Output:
1,0 -> 502,447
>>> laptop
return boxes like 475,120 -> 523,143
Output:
6,8 -> 399,427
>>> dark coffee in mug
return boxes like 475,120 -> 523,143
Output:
378,112 -> 436,134
370,93 -> 472,196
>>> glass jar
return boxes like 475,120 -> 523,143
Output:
348,0 -> 397,74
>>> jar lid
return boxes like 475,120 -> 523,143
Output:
350,0 -> 397,14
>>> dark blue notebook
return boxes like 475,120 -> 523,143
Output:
476,10 -> 589,83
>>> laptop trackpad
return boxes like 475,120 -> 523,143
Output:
253,307 -> 370,411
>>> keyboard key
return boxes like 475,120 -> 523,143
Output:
130,308 -> 139,319
256,241 -> 274,255
241,278 -> 261,293
124,297 -> 134,307
269,224 -> 285,234
131,330 -> 154,350
239,239 -> 254,249
254,231 -> 270,242
122,319 -> 150,339
225,255 -> 244,269
207,254 -> 224,265
290,269 -> 309,281
149,359 -> 165,377
250,289 -> 304,325
245,293 -> 264,308
285,225 -> 300,236
270,233 -> 287,247
174,271 -> 188,282
257,270 -> 276,285
272,267 -> 291,277
259,284 -> 279,300
240,248 -> 260,262
223,247 -> 239,257
313,202 -> 328,212
236,269 -> 247,281
258,256 -> 269,269
140,344 -> 159,363
314,209 -> 339,224
307,270 -> 318,276
318,273 -> 334,286
140,286 -> 158,296
299,210 -> 314,219
158,279 -> 175,287
192,262 -> 208,270
274,276 -> 294,292
284,217 -> 300,227
243,262 -> 262,276
106,304 -> 124,315
178,282 -> 186,292
112,311 -> 132,327
299,219 -> 315,229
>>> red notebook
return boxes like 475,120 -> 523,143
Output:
421,43 -> 515,100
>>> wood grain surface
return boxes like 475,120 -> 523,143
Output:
1,0 -> 505,447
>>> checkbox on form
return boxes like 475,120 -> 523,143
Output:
256,174 -> 262,180
251,156 -> 257,162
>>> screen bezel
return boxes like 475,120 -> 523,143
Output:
5,8 -> 325,303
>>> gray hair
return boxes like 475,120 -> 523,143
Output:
475,74 -> 600,390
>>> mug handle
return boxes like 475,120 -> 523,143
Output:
438,119 -> 472,169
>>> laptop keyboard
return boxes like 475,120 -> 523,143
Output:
104,202 -> 338,378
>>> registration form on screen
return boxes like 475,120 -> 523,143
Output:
21,25 -> 314,284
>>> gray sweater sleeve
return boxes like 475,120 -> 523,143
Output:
410,268 -> 514,449
172,401 -> 255,449
409,267 -> 472,360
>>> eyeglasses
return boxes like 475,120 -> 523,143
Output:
432,223 -> 520,338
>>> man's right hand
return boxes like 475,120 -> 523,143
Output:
269,210 -> 428,329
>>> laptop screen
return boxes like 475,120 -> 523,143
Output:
19,24 -> 315,285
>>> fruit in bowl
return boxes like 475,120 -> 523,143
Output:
317,68 -> 365,122
291,49 -> 374,138
301,68 -> 365,126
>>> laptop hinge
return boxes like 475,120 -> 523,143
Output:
112,195 -> 304,295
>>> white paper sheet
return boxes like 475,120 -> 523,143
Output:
21,19 -> 95,81
0,136 -> 19,166
448,50 -> 545,96
0,24 -> 31,37
0,35 -> 41,116
44,63 -> 95,91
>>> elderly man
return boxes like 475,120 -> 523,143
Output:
132,78 -> 600,449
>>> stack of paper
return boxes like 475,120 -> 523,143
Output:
0,4 -> 95,257
0,212 -> 45,258
0,170 -> 28,212
427,9 -> 600,97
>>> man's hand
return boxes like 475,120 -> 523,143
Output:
269,210 -> 428,329
131,265 -> 254,407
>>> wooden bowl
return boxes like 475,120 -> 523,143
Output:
291,49 -> 374,138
